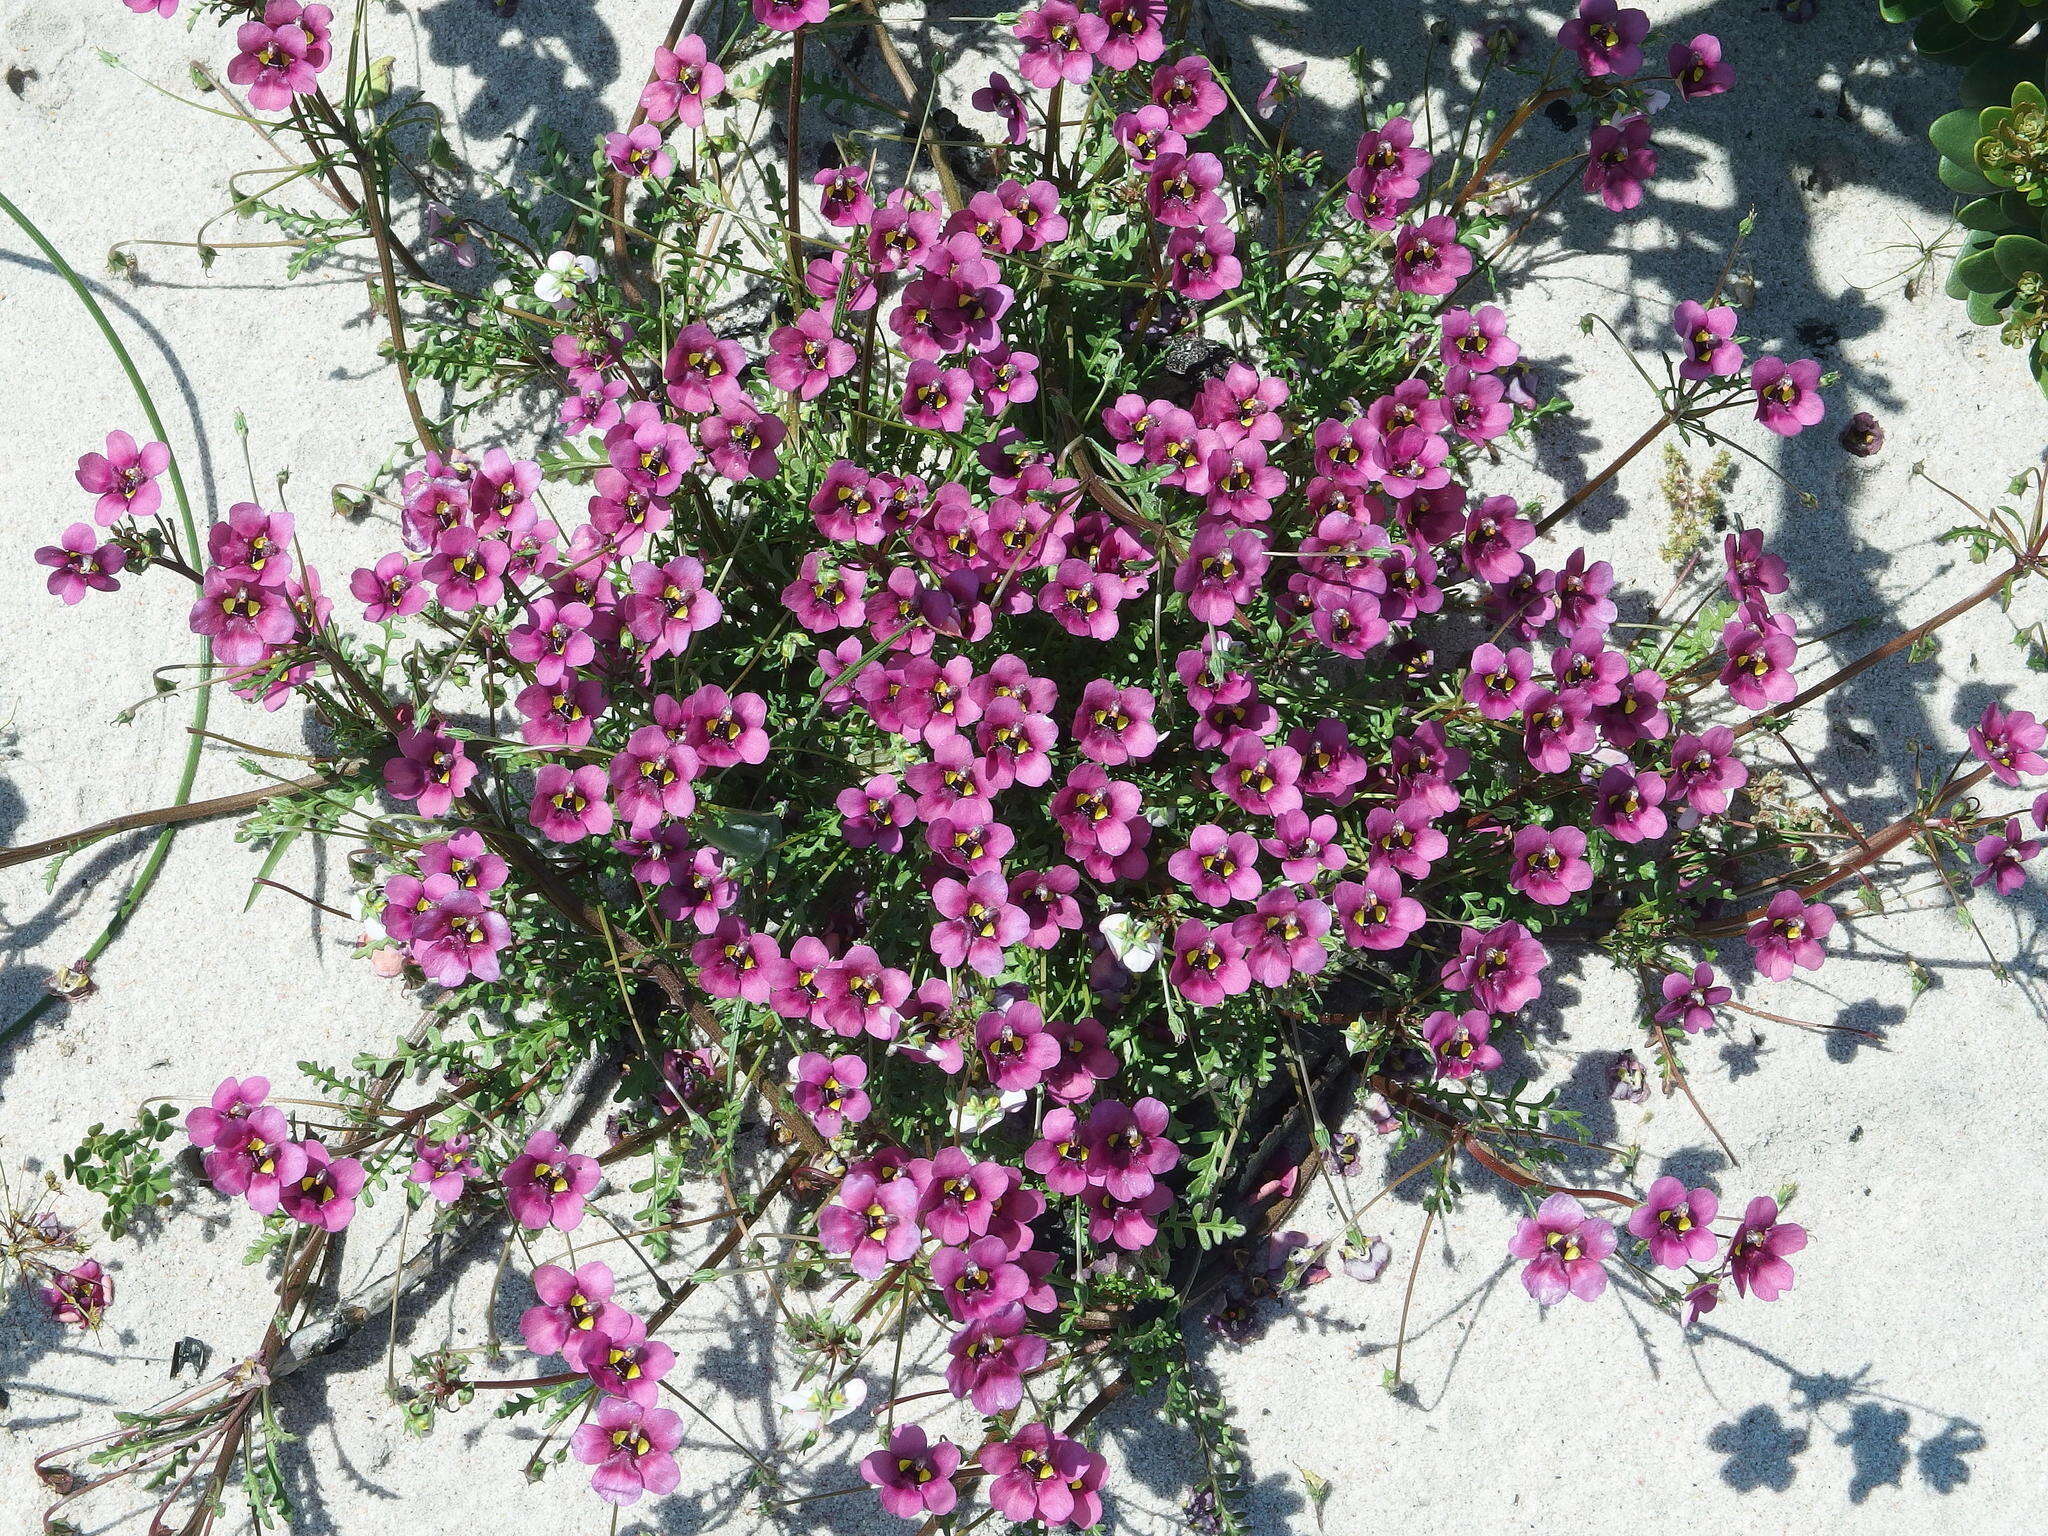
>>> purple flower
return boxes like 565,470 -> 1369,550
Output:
766,307 -> 855,400
185,1075 -> 271,1149
976,1000 -> 1061,1092
1332,867 -> 1425,952
931,1234 -> 1039,1324
1561,0 -> 1649,79
1724,529 -> 1789,604
202,1107 -> 302,1212
1628,1177 -> 1720,1268
569,1397 -> 682,1506
1584,115 -> 1655,212
1728,1196 -> 1807,1300
945,1304 -> 1046,1412
278,1138 -> 365,1232
1146,152 -> 1227,228
528,763 -> 613,844
1392,215 -> 1473,296
1507,1192 -> 1617,1304
914,1147 -> 1017,1246
792,1053 -> 872,1140
189,567 -> 296,665
521,1260 -> 631,1367
1720,614 -> 1798,710
1152,55 -> 1226,134
605,123 -> 672,181
1972,819 -> 2040,895
861,1424 -> 962,1518
584,1314 -> 676,1407
409,889 -> 510,986
1440,304 -> 1519,372
74,430 -> 168,524
1970,702 -> 2047,786
752,0 -> 830,31
1014,2 -> 1107,89
1231,889 -> 1331,986
1751,356 -> 1825,437
44,1260 -> 112,1329
1081,1182 -> 1172,1250
1423,1008 -> 1502,1081
1168,823 -> 1262,906
1168,919 -> 1250,1007
503,1129 -> 600,1231
409,1134 -> 479,1204
1669,34 -> 1734,100
931,871 -> 1029,977
819,1170 -> 922,1278
1042,1017 -> 1119,1102
1441,922 -> 1549,1014
1673,300 -> 1743,380
1655,964 -> 1730,1034
1510,824 -> 1594,907
982,1422 -> 1107,1529
972,71 -> 1030,147
1081,1096 -> 1179,1201
1593,765 -> 1669,844
35,524 -> 128,605
1746,890 -> 1836,980
1668,726 -> 1748,814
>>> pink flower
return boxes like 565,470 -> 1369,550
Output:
1080,1182 -> 1172,1250
1561,0 -> 1648,78
520,1260 -> 631,1367
605,123 -> 672,180
1392,215 -> 1472,296
752,0 -> 829,31
766,307 -> 855,399
350,552 -> 428,621
409,1134 -> 479,1204
946,1304 -> 1046,1413
279,1138 -> 365,1232
1146,152 -> 1226,228
1332,867 -> 1424,952
189,567 -> 296,665
1440,305 -> 1519,372
1173,521 -> 1268,625
36,524 -> 127,605
862,1424 -> 962,1518
1212,731 -> 1302,817
1168,919 -> 1250,1007
1509,825 -> 1594,907
1746,890 -> 1836,980
1507,1192 -> 1617,1304
44,1260 -> 112,1329
1231,890 -> 1330,986
641,36 -> 723,127
583,1314 -> 676,1407
1593,766 -> 1669,844
701,401 -> 786,481
902,360 -> 973,433
1656,964 -> 1731,1034
792,1053 -> 871,1139
1423,1008 -> 1502,1080
1151,54 -> 1226,134
976,999 -> 1061,1092
74,430 -> 168,524
982,1422 -> 1107,1528
227,1 -> 333,112
1015,2 -> 1108,89
1026,1105 -> 1093,1195
915,1147 -> 1017,1246
1720,614 -> 1798,710
1628,1177 -> 1720,1268
205,1108 -> 304,1213
1584,114 -> 1656,212
1082,1096 -> 1178,1201
1673,299 -> 1743,380
569,1397 -> 682,1506
1669,34 -> 1734,100
1668,726 -> 1748,814
1973,818 -> 2041,895
820,1170 -> 922,1278
1043,1016 -> 1118,1102
1441,922 -> 1549,1014
503,1129 -> 600,1231
1728,1196 -> 1807,1300
931,871 -> 1029,977
185,1075 -> 271,1149
931,1234 -> 1040,1323
1750,356 -> 1825,437
972,72 -> 1030,147
1168,823 -> 1262,907
1970,702 -> 2047,786
528,763 -> 612,844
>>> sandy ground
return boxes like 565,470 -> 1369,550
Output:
3,2 -> 2046,1533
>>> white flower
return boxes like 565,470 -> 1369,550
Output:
533,251 -> 598,305
949,1088 -> 1027,1137
775,1377 -> 867,1440
1100,910 -> 1162,974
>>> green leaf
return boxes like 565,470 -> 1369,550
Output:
1955,244 -> 2013,292
1930,107 -> 1985,164
1940,153 -> 2001,195
1957,195 -> 2024,231
1993,233 -> 2048,281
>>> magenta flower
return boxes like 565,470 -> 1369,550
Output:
1669,34 -> 1734,100
931,1234 -> 1037,1324
915,1147 -> 1016,1246
74,430 -> 168,524
1212,731 -> 1302,817
44,1260 -> 113,1329
503,1129 -> 600,1231
1168,919 -> 1251,1007
1628,1177 -> 1720,1269
1441,922 -> 1549,1014
1973,818 -> 2041,895
189,567 -> 296,665
1231,890 -> 1330,986
279,1138 -> 365,1232
1673,300 -> 1743,380
35,524 -> 128,605
1080,1182 -> 1172,1250
1043,1016 -> 1119,1102
1015,2 -> 1108,89
664,322 -> 749,414
584,1314 -> 676,1408
1510,825 -> 1594,907
946,1304 -> 1046,1413
605,123 -> 672,180
185,1075 -> 271,1149
1392,215 -> 1472,296
521,1260 -> 630,1368
1593,765 -> 1668,844
1460,494 -> 1535,583
752,0 -> 829,31
1026,1105 -> 1092,1195
792,1052 -> 872,1140
350,552 -> 428,621
1082,1096 -> 1179,1201
124,0 -> 181,14
672,683 -> 772,768
976,1000 -> 1061,1092
408,1134 -> 479,1204
1332,867 -> 1425,952
1146,152 -> 1226,228
1729,1196 -> 1807,1300
982,1422 -> 1107,1529
1667,726 -> 1748,814
972,72 -> 1030,147
408,889 -> 511,986
818,944 -> 911,1038
202,1106 -> 301,1212
1970,702 -> 2047,786
820,1170 -> 923,1278
1720,614 -> 1798,710
528,763 -> 613,844
1584,114 -> 1656,212
902,360 -> 973,433
1152,54 -> 1226,133
228,1 -> 333,112
1423,1008 -> 1503,1081
1751,356 -> 1825,437
1116,104 -> 1185,166
1655,964 -> 1731,1035
570,1397 -> 682,1506
1746,889 -> 1836,980
766,307 -> 855,400
641,36 -> 723,127
1561,0 -> 1649,78
701,400 -> 786,481
1168,823 -> 1262,907
861,1424 -> 962,1518
931,871 -> 1029,977
1508,1192 -> 1617,1304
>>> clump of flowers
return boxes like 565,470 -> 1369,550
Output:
20,2 -> 2048,1532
